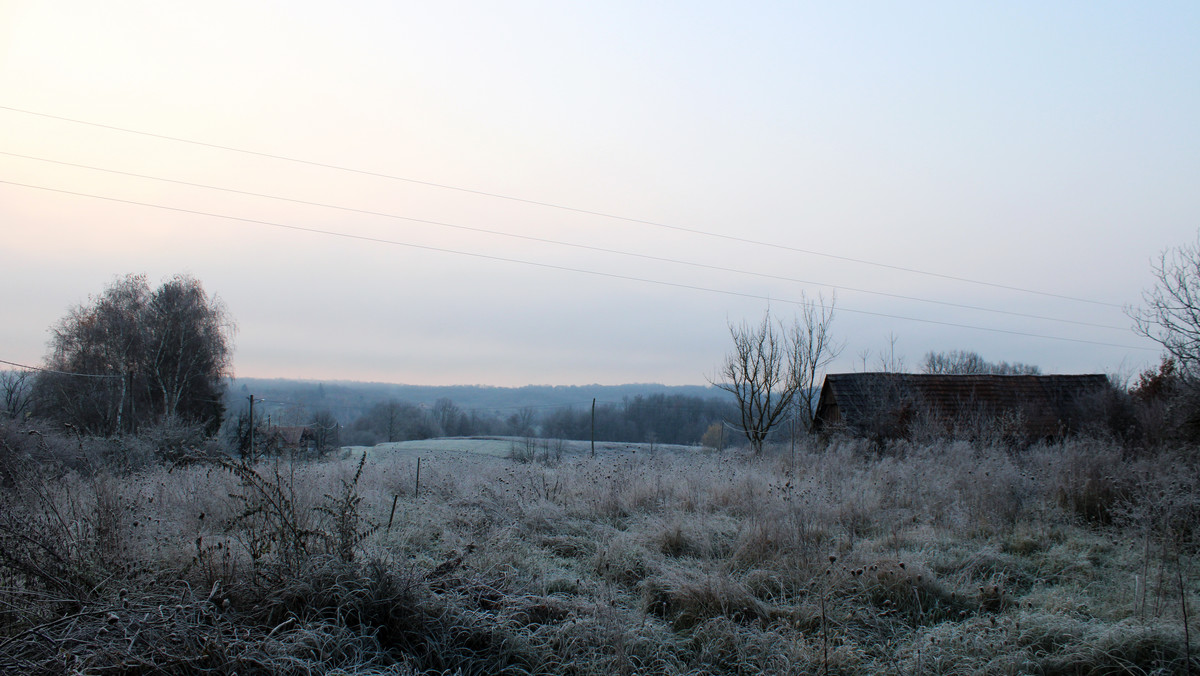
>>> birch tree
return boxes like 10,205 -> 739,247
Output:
33,274 -> 233,435
145,276 -> 232,427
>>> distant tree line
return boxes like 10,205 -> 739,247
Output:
541,394 -> 739,446
222,379 -> 729,430
332,393 -> 737,447
921,350 -> 1040,376
340,398 -> 481,446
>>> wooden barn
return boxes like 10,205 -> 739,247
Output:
811,373 -> 1111,440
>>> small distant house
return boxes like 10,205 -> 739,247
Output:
811,373 -> 1110,441
265,425 -> 319,454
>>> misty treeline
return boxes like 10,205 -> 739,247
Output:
216,379 -> 740,451
542,395 -> 737,445
300,393 -> 739,448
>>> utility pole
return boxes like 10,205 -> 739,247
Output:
128,370 -> 136,435
590,398 -> 596,458
116,369 -> 126,436
790,410 -> 797,463
247,394 -> 255,461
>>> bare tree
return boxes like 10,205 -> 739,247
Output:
877,333 -> 905,373
921,349 -> 1040,375
1129,235 -> 1200,439
712,296 -> 839,454
380,401 -> 405,443
433,398 -> 463,436
1132,234 -> 1200,374
789,295 -> 842,434
855,333 -> 905,374
508,406 -> 536,437
308,410 -> 340,454
1,371 -> 31,419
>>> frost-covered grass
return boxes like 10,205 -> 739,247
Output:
1,433 -> 1197,674
357,436 -> 699,458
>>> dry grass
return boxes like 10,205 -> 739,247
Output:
0,427 -> 1197,674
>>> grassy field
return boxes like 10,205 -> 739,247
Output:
356,436 -> 702,458
0,434 -> 1197,674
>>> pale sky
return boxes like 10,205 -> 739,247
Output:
2,1 -> 1197,386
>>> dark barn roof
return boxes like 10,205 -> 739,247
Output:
812,373 -> 1110,439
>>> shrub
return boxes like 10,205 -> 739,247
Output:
640,566 -> 772,630
700,422 -> 725,451
1049,440 -> 1132,525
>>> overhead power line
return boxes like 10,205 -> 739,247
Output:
0,104 -> 1122,308
0,150 -> 1127,332
0,358 -> 122,379
0,178 -> 1156,353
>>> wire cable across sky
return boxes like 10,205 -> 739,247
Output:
0,357 -> 123,378
0,178 -> 1154,352
0,105 -> 1124,308
0,149 -> 1128,332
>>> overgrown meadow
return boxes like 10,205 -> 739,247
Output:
1,429 -> 1197,674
